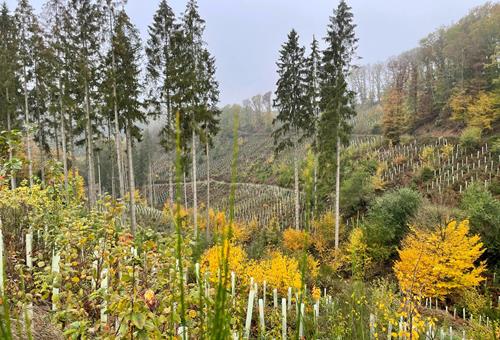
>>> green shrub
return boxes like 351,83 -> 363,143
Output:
460,183 -> 500,264
460,126 -> 482,150
418,166 -> 434,182
363,188 -> 422,260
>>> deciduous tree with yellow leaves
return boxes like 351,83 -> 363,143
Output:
394,220 -> 486,298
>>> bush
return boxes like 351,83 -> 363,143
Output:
394,220 -> 485,299
460,126 -> 482,150
363,188 -> 422,260
418,166 -> 434,182
460,183 -> 500,264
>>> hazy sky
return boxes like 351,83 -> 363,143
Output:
5,0 -> 490,105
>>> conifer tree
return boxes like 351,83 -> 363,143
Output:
0,2 -> 19,188
103,0 -> 128,200
103,9 -> 144,234
172,0 -> 220,239
43,0 -> 72,190
318,0 -> 358,249
67,0 -> 104,207
145,0 -> 176,204
305,35 -> 321,214
272,29 -> 312,230
15,0 -> 40,187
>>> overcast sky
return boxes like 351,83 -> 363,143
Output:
4,0 -> 490,105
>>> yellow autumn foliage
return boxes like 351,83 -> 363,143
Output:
347,228 -> 371,280
394,220 -> 486,298
282,228 -> 310,252
200,241 -> 248,283
246,251 -> 303,294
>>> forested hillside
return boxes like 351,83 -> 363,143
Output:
0,0 -> 499,339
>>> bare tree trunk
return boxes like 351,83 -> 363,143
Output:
148,160 -> 153,206
183,171 -> 188,209
206,142 -> 210,240
168,163 -> 174,205
53,110 -> 60,161
107,118 -> 115,198
23,66 -> 33,187
84,80 -> 96,208
97,152 -> 102,198
334,136 -> 341,250
126,121 -> 136,235
6,88 -> 16,189
38,113 -> 46,185
313,158 -> 318,219
192,129 -> 198,239
69,112 -> 76,178
294,141 -> 300,230
59,80 -> 68,191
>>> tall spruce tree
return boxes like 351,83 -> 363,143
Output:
103,0 -> 128,200
178,0 -> 220,239
272,29 -> 312,230
318,0 -> 358,249
305,36 -> 321,214
103,9 -> 144,234
15,0 -> 41,187
0,2 -> 19,188
43,0 -> 72,190
145,0 -> 176,204
67,0 -> 104,207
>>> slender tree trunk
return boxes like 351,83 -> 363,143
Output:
334,136 -> 341,250
97,152 -> 102,198
108,6 -> 125,199
206,142 -> 210,241
6,88 -> 16,189
294,140 -> 300,230
58,81 -> 68,191
69,112 -> 76,179
112,62 -> 125,199
313,158 -> 318,219
107,118 -> 115,198
168,163 -> 174,205
53,110 -> 60,161
38,114 -> 45,184
192,129 -> 198,239
148,160 -> 153,206
23,66 -> 33,187
126,121 -> 136,235
84,79 -> 96,207
183,171 -> 188,209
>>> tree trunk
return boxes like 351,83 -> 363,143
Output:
69,112 -> 76,178
294,141 -> 300,230
113,62 -> 125,199
84,79 -> 96,207
191,129 -> 198,239
183,171 -> 188,209
334,136 -> 341,250
53,109 -> 60,161
148,160 -> 153,206
126,121 -> 136,235
168,163 -> 174,205
97,153 -> 102,198
313,157 -> 318,219
38,113 -> 45,185
109,5 -> 125,199
206,142 -> 210,241
59,80 -> 68,191
23,66 -> 33,187
6,88 -> 16,189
